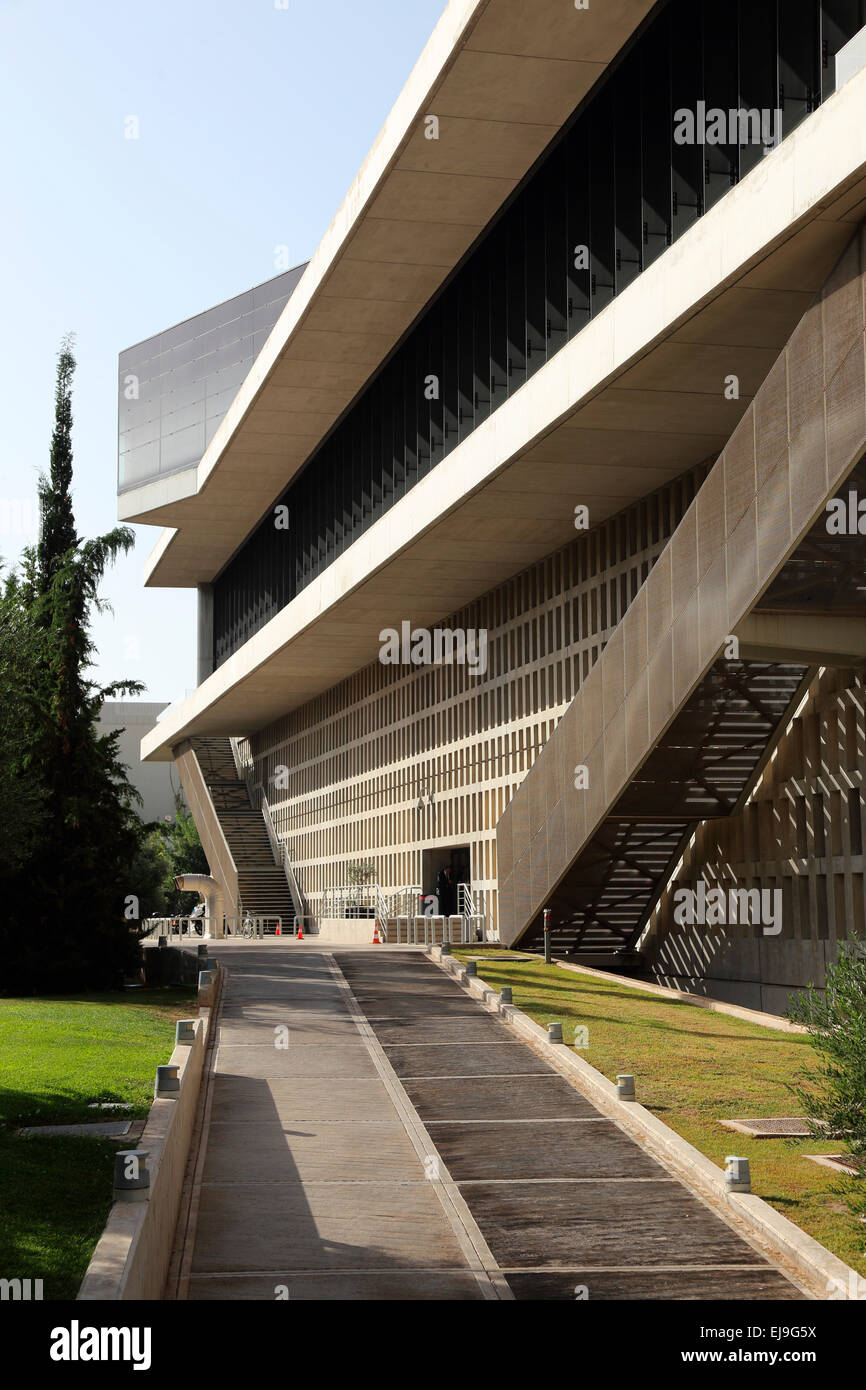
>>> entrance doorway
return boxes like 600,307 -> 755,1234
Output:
421,844 -> 471,917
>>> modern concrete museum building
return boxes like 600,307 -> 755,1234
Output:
123,0 -> 866,1012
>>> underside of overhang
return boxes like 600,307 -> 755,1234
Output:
129,0 -> 661,587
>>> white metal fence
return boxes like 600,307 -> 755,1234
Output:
143,915 -> 290,940
141,916 -> 205,939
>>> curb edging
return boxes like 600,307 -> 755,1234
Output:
77,959 -> 224,1301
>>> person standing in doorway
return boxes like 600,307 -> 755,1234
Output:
436,864 -> 455,918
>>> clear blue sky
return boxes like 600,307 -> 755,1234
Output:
0,0 -> 445,708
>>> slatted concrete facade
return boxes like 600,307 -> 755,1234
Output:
243,463 -> 713,930
641,666 -> 866,1012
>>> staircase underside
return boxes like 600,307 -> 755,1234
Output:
518,462 -> 866,958
535,659 -> 810,957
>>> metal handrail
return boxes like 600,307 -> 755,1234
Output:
458,881 -> 487,941
388,884 -> 422,918
320,884 -> 379,918
318,883 -> 423,922
229,737 -> 307,926
375,883 -> 389,927
258,786 -> 306,922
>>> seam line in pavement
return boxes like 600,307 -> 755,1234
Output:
395,1072 -> 555,1080
197,1176 -> 681,1187
498,1264 -> 782,1273
422,1117 -> 606,1124
380,1045 -> 522,1050
207,1118 -> 410,1127
187,1267 -> 490,1278
324,952 -> 513,1302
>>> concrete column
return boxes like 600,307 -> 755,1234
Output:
197,584 -> 214,686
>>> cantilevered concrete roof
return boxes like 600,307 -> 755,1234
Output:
124,0 -> 659,587
142,65 -> 866,761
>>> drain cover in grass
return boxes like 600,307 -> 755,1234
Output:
804,1154 -> 861,1176
720,1117 -> 813,1137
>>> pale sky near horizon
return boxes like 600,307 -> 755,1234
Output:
0,0 -> 445,711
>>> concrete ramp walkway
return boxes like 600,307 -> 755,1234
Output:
172,943 -> 808,1301
173,942 -> 501,1299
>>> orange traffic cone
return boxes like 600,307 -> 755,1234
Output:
296,921 -> 304,941
372,922 -> 382,944
275,924 -> 281,937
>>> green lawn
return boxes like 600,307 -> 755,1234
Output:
454,950 -> 866,1278
0,987 -> 195,1299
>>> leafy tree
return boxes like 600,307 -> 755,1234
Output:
161,795 -> 209,915
0,338 -> 147,992
127,827 -> 172,921
788,943 -> 866,1217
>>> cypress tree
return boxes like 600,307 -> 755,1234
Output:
0,338 -> 148,991
36,334 -> 78,593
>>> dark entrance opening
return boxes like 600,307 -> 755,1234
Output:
421,844 -> 471,916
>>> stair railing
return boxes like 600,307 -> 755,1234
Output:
228,737 -> 307,928
387,884 -> 422,919
375,883 -> 389,929
261,788 -> 307,928
458,882 -> 487,942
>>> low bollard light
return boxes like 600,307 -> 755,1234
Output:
114,1149 -> 150,1202
547,1021 -> 564,1043
616,1073 -> 636,1101
175,1019 -> 196,1045
464,960 -> 477,977
155,1064 -> 180,1099
500,987 -> 513,1004
440,943 -> 451,956
157,935 -> 167,949
198,969 -> 215,999
725,1156 -> 751,1193
197,944 -> 208,959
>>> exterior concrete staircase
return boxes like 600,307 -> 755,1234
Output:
193,736 -> 297,928
497,229 -> 866,960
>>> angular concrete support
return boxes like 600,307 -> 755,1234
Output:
173,742 -> 238,925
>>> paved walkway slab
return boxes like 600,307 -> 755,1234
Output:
175,943 -> 502,1300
